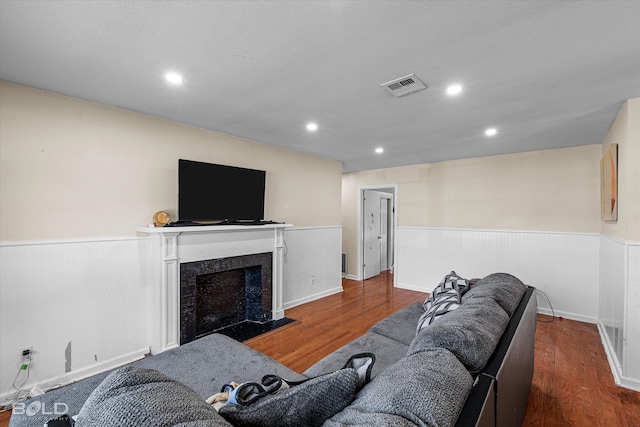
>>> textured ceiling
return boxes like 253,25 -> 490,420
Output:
1,1 -> 639,172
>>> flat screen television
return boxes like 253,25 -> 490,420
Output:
178,159 -> 266,222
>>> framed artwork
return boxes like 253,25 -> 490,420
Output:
600,143 -> 618,221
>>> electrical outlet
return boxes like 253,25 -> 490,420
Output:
20,345 -> 33,363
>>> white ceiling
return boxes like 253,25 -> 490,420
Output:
1,1 -> 639,172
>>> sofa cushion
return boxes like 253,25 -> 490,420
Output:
75,366 -> 231,426
133,333 -> 306,397
325,348 -> 473,427
218,368 -> 358,427
303,332 -> 408,379
369,302 -> 424,345
409,297 -> 509,374
462,273 -> 527,316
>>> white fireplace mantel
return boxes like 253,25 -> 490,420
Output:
137,223 -> 292,354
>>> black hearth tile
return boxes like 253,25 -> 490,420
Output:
214,318 -> 296,342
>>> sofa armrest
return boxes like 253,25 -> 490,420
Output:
454,375 -> 495,427
481,286 -> 537,427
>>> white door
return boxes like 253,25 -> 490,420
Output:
363,190 -> 382,280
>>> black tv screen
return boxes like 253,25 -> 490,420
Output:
178,159 -> 266,222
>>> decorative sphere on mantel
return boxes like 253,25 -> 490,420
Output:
153,211 -> 170,227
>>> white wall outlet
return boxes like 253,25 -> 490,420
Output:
20,345 -> 33,363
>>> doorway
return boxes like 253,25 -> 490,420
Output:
360,186 -> 396,283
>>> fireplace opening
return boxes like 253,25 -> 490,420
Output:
195,266 -> 263,339
181,252 -> 276,344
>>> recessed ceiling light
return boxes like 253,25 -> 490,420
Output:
165,72 -> 183,84
375,147 -> 384,154
306,122 -> 318,132
446,84 -> 463,96
484,127 -> 498,137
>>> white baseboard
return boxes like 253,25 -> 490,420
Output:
536,307 -> 597,324
0,347 -> 149,407
343,274 -> 360,281
396,282 -> 428,293
283,286 -> 343,310
597,321 -> 640,392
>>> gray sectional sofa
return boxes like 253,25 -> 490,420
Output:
10,272 -> 536,427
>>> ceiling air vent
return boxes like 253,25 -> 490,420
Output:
380,74 -> 427,97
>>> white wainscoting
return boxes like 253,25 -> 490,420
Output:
0,227 -> 343,405
0,238 -> 151,406
282,227 -> 343,309
396,227 -> 600,323
598,236 -> 640,391
626,244 -> 640,387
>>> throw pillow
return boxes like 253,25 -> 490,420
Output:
218,368 -> 359,427
416,271 -> 473,333
416,288 -> 461,332
75,366 -> 231,426
422,271 -> 470,312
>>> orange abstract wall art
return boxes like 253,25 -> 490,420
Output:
601,143 -> 618,221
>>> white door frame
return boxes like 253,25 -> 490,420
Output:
357,184 -> 398,287
379,192 -> 392,272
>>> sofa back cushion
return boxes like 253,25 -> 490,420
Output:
325,348 -> 473,427
75,366 -> 231,426
408,297 -> 509,374
462,273 -> 526,316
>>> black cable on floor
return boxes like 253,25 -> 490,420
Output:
535,288 -> 555,323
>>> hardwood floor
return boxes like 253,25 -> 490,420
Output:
2,271 -> 638,426
524,314 -> 640,426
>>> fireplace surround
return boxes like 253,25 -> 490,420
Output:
180,252 -> 272,344
137,223 -> 290,354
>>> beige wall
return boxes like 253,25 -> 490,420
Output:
0,81 -> 342,241
601,98 -> 640,241
342,144 -> 602,276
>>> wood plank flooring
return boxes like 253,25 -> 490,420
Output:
2,271 -> 638,426
524,314 -> 640,426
